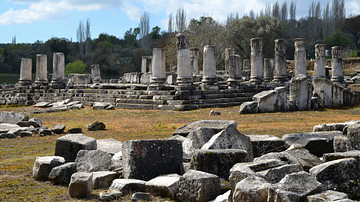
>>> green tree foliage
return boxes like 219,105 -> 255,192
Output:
65,60 -> 86,74
324,30 -> 352,48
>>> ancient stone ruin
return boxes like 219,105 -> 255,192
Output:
0,35 -> 359,112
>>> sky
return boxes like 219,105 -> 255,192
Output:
0,0 -> 359,44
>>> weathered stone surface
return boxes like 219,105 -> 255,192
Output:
182,127 -> 214,159
310,158 -> 360,199
69,103 -> 84,110
0,123 -> 25,133
213,190 -> 230,202
33,156 -> 65,181
268,171 -> 323,201
307,190 -> 350,202
313,120 -> 359,132
55,134 -> 97,162
92,171 -> 117,189
28,118 -> 42,128
93,102 -> 112,110
131,192 -> 151,201
282,131 -> 342,156
109,179 -> 146,194
233,176 -> 271,202
99,190 -> 122,201
254,149 -> 322,171
39,128 -> 53,136
75,150 -> 112,172
253,90 -> 277,112
52,124 -> 66,134
0,111 -> 29,124
122,139 -> 183,181
209,110 -> 221,116
169,135 -> 187,143
173,120 -> 237,137
110,151 -> 123,172
289,74 -> 313,110
201,124 -> 253,161
34,101 -> 51,108
48,162 -> 77,185
68,127 -> 82,133
275,86 -> 288,111
346,123 -> 360,150
239,101 -> 258,114
86,121 -> 106,131
0,133 -> 16,139
145,174 -> 180,199
97,138 -> 122,155
191,149 -> 247,179
323,150 -> 360,162
68,172 -> 93,198
256,163 -> 303,183
176,170 -> 220,202
47,106 -> 69,113
249,135 -> 286,157
333,135 -> 352,152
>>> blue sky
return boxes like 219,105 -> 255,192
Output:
0,0 -> 359,44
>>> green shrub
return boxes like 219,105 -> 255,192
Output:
65,60 -> 86,74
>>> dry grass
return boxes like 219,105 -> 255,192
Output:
1,105 -> 360,201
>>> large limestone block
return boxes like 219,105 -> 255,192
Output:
122,139 -> 183,180
109,179 -> 146,194
312,78 -> 333,108
253,90 -> 277,112
310,158 -> 360,199
145,174 -> 180,199
55,134 -> 97,162
33,156 -> 65,181
256,163 -> 303,183
248,135 -> 286,157
275,86 -> 288,112
75,150 -> 112,172
92,171 -> 117,189
239,101 -> 258,114
268,171 -> 323,201
346,123 -> 360,150
68,172 -> 93,198
323,150 -> 360,162
289,74 -> 313,110
0,111 -> 29,124
48,162 -> 77,185
182,127 -> 214,159
233,176 -> 271,202
110,151 -> 123,172
201,124 -> 253,161
213,190 -> 230,202
191,149 -> 247,179
307,190 -> 350,202
176,170 -> 220,202
333,135 -> 352,152
96,138 -> 122,155
313,120 -> 359,132
173,120 -> 237,137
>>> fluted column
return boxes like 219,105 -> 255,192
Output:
263,58 -> 274,83
225,48 -> 235,74
148,48 -> 166,90
227,54 -> 241,88
250,38 -> 263,84
331,46 -> 344,85
50,52 -> 65,88
17,58 -> 32,87
272,39 -> 288,83
33,54 -> 48,87
294,38 -> 307,76
314,44 -> 326,79
91,64 -> 101,84
176,33 -> 193,89
201,45 -> 218,90
190,48 -> 199,75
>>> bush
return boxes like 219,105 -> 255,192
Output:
65,60 -> 86,74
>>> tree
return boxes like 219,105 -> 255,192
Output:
332,0 -> 345,30
12,36 -> 16,45
77,21 -> 85,59
344,15 -> 360,49
176,8 -> 186,32
168,13 -> 174,33
272,2 -> 281,20
139,12 -> 150,53
324,30 -> 352,48
65,60 -> 86,74
281,2 -> 288,21
85,18 -> 91,58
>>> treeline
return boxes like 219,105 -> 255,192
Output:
0,0 -> 359,78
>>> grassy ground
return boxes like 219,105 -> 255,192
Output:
1,105 -> 360,201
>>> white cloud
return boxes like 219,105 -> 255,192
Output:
346,0 -> 360,16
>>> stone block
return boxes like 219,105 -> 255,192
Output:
52,124 -> 66,134
173,120 -> 237,137
48,162 -> 77,185
0,111 -> 29,124
182,127 -> 214,159
323,150 -> 360,162
307,190 -> 350,202
289,74 -> 312,110
248,135 -> 286,157
109,179 -> 146,194
233,176 -> 271,202
145,174 -> 180,199
55,133 -> 97,162
96,138 -> 122,155
86,121 -> 106,131
122,139 -> 183,180
239,101 -> 258,114
92,171 -> 117,189
75,150 -> 112,172
275,86 -> 288,111
33,156 -> 65,181
253,90 -> 277,112
68,172 -> 93,198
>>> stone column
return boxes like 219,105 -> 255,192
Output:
273,39 -> 288,83
190,48 -> 199,75
17,58 -> 32,86
176,33 -> 193,90
50,52 -> 65,88
225,48 -> 235,74
243,59 -> 250,80
227,54 -> 241,88
34,54 -> 48,87
201,45 -> 218,90
314,44 -> 326,79
331,46 -> 344,85
148,48 -> 166,90
250,38 -> 263,84
141,57 -> 147,73
91,64 -> 101,84
294,38 -> 307,76
263,58 -> 274,83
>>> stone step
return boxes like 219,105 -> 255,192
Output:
115,99 -> 165,105
115,103 -> 155,110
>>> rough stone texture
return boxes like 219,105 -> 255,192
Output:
0,123 -> 25,133
289,74 -> 313,110
96,138 -> 122,155
110,151 -> 123,172
209,110 -> 221,116
313,121 -> 357,132
48,162 -> 77,185
109,179 -> 146,194
29,118 -> 42,128
131,192 -> 151,201
68,127 -> 82,133
75,150 -> 112,172
52,124 -> 66,134
256,163 -> 303,183
182,127 -> 214,159
333,135 -> 352,152
176,169 -> 220,202
323,150 -> 360,162
173,120 -> 236,137
191,149 -> 247,179
239,101 -> 258,114
312,78 -> 333,108
0,111 -> 29,124
268,171 -> 323,201
169,135 -> 187,143
213,190 -> 230,202
254,149 -> 322,171
55,134 -> 97,162
282,131 -> 342,157
39,128 -> 53,136
93,102 -> 112,110
122,139 -> 183,181
253,90 -> 277,112
99,190 -> 122,201
275,86 -> 288,112
86,121 -> 106,131
92,171 -> 117,189
34,102 -> 51,108
233,176 -> 271,202
248,135 -> 286,157
310,158 -> 360,199
145,174 -> 180,199
307,190 -> 350,202
346,123 -> 360,150
33,156 -> 65,181
201,124 -> 253,161
68,172 -> 93,198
